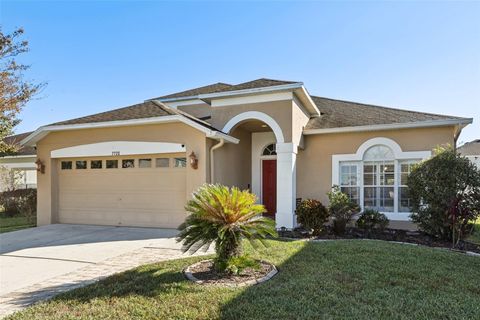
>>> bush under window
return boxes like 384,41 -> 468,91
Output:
296,199 -> 329,236
356,209 -> 389,232
327,186 -> 360,235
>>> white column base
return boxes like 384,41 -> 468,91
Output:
275,142 -> 297,229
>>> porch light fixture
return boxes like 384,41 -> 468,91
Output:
189,151 -> 198,170
35,159 -> 45,174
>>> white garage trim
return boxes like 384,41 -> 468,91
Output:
51,141 -> 186,158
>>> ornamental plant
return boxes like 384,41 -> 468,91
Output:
327,186 -> 360,235
408,146 -> 480,246
356,209 -> 389,232
296,199 -> 329,236
177,184 -> 277,273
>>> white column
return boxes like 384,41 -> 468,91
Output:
276,142 -> 297,229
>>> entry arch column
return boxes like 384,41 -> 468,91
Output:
275,142 -> 297,229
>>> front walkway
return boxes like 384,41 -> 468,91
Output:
0,224 -> 210,318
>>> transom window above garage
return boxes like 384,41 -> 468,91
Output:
61,161 -> 72,170
91,160 -> 102,169
139,159 -> 152,168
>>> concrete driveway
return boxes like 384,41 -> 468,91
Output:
0,224 -> 204,317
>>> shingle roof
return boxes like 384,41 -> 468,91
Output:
220,78 -> 298,92
157,82 -> 233,100
35,79 -> 469,135
1,132 -> 36,156
458,139 -> 480,156
51,101 -> 177,126
305,96 -> 468,130
48,100 -> 224,133
155,78 -> 299,100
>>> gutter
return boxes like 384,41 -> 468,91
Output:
20,116 -> 239,146
303,118 -> 473,135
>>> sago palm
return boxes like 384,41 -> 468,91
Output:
177,184 -> 277,268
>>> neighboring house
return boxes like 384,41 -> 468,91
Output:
20,78 -> 472,230
458,139 -> 480,168
0,132 -> 37,191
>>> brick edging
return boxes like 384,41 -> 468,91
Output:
183,259 -> 278,287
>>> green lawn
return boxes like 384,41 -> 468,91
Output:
468,219 -> 480,245
0,212 -> 35,233
7,240 -> 480,320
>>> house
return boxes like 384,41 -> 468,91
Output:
458,139 -> 480,168
0,132 -> 37,191
20,78 -> 472,230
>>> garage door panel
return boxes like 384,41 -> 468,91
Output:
57,156 -> 187,228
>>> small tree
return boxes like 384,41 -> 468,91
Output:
408,147 -> 480,246
327,186 -> 360,235
1,27 -> 45,154
177,184 -> 278,273
296,199 -> 329,236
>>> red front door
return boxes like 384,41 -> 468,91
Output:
262,159 -> 277,218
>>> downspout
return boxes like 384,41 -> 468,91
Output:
453,125 -> 463,152
210,138 -> 225,183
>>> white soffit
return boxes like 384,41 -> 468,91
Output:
211,92 -> 293,107
51,141 -> 186,158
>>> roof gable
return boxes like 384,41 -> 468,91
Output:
154,78 -> 299,101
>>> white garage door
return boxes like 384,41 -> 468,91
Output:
57,155 -> 187,228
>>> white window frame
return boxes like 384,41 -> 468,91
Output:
332,137 -> 431,221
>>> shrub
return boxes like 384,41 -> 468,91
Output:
327,186 -> 360,235
0,189 -> 37,218
356,209 -> 389,232
296,199 -> 329,236
216,255 -> 261,275
15,189 -> 37,224
177,184 -> 278,273
408,147 -> 480,246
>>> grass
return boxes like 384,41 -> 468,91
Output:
6,239 -> 480,320
0,212 -> 35,233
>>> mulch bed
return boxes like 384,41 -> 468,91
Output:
185,259 -> 275,286
279,227 -> 480,254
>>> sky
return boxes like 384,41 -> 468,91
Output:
1,1 -> 479,144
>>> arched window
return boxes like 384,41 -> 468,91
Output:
262,144 -> 277,156
334,137 -> 431,218
363,145 -> 394,161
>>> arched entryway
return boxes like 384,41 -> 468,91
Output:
218,111 -> 297,229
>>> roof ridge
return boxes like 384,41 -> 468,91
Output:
311,95 -> 467,120
233,77 -> 300,86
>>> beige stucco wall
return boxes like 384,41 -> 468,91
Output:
35,122 -> 210,226
296,126 -> 456,205
213,127 -> 252,190
209,100 -> 294,143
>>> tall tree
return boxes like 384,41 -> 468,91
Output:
0,27 -> 44,154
